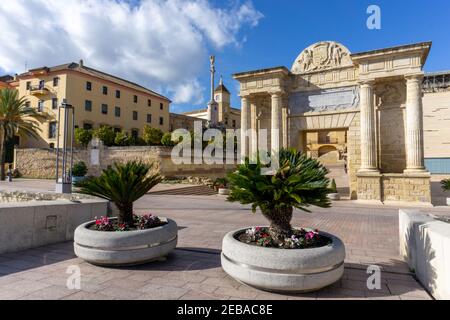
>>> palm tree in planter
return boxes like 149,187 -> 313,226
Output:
0,88 -> 47,180
222,148 -> 346,293
442,178 -> 450,206
74,161 -> 178,266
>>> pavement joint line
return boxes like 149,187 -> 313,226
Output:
175,248 -> 220,255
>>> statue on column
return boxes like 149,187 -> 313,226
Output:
207,55 -> 219,128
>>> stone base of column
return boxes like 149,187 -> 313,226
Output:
357,168 -> 380,174
403,168 -> 428,174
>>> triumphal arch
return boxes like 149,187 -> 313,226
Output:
234,41 -> 432,204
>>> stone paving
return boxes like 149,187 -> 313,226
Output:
0,184 -> 443,300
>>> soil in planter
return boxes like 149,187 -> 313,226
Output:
236,227 -> 332,249
88,215 -> 167,232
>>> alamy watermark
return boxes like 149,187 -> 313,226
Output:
367,5 -> 381,30
366,265 -> 382,290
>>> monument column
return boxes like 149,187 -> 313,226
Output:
404,74 -> 426,172
240,94 -> 250,161
358,80 -> 378,172
250,99 -> 258,160
270,91 -> 282,156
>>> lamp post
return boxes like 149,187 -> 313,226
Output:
55,99 -> 75,194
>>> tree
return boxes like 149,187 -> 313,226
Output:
93,126 -> 116,146
161,132 -> 175,146
0,88 -> 47,180
74,128 -> 93,147
142,125 -> 163,146
114,131 -> 132,146
442,178 -> 450,192
227,148 -> 331,245
76,161 -> 162,226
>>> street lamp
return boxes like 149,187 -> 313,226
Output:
55,99 -> 75,194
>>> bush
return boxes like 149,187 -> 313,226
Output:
161,132 -> 175,146
442,179 -> 450,192
142,125 -> 163,146
72,161 -> 88,177
75,128 -> 93,147
329,179 -> 337,193
114,131 -> 132,146
93,126 -> 116,146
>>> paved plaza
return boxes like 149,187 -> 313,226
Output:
1,178 -> 449,300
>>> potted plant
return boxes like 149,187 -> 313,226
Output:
222,148 -> 345,293
327,178 -> 340,201
72,161 -> 88,185
73,161 -> 177,266
441,178 -> 450,206
214,177 -> 230,195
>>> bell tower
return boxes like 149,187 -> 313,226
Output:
214,76 -> 231,124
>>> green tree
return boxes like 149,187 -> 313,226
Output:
442,178 -> 450,192
227,148 -> 331,244
0,88 -> 47,180
74,128 -> 93,147
93,125 -> 116,146
72,161 -> 88,177
76,161 -> 162,226
142,125 -> 163,146
161,132 -> 175,146
114,131 -> 132,146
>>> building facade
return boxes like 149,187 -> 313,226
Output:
10,61 -> 170,148
234,41 -> 436,204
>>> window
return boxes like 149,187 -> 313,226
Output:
148,99 -> 151,107
131,129 -> 139,141
26,81 -> 31,90
52,98 -> 58,110
134,95 -> 138,103
101,104 -> 108,115
86,81 -> 92,91
102,86 -> 108,95
232,120 -> 236,128
116,90 -> 121,98
39,80 -> 45,90
25,101 -> 30,108
160,103 -> 163,110
49,143 -> 55,149
83,123 -> 93,130
159,116 -> 164,125
37,100 -> 44,112
133,111 -> 138,121
85,100 -> 92,112
115,106 -> 121,117
146,114 -> 152,123
53,77 -> 59,87
48,122 -> 57,139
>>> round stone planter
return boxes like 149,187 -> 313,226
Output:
218,188 -> 230,195
74,218 -> 177,267
221,228 -> 345,293
327,193 -> 340,201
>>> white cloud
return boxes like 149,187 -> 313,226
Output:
0,0 -> 262,106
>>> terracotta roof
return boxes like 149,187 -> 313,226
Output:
18,62 -> 171,102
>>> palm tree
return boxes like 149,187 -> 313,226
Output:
0,88 -> 47,180
76,161 -> 162,226
227,148 -> 331,245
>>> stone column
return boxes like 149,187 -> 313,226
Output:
250,99 -> 258,160
240,95 -> 250,161
270,92 -> 282,156
282,105 -> 288,148
404,74 -> 426,172
358,80 -> 378,172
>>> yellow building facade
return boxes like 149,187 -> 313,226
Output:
12,61 -> 170,148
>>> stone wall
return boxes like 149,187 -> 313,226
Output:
14,146 -> 236,180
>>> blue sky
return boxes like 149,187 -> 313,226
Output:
208,0 -> 450,111
0,0 -> 449,114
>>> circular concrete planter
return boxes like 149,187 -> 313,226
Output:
218,188 -> 230,195
221,228 -> 345,293
74,218 -> 177,267
327,193 -> 340,201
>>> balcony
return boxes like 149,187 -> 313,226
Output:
29,85 -> 49,96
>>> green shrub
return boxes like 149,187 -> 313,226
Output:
114,131 -> 132,146
161,132 -> 175,146
227,148 -> 330,244
74,128 -> 93,147
72,161 -> 88,177
93,126 -> 116,146
142,125 -> 163,146
442,179 -> 450,192
329,179 -> 337,193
